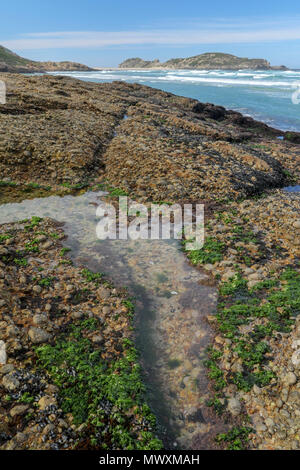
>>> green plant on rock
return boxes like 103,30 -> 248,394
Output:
219,273 -> 248,297
81,268 -> 104,283
35,317 -> 162,450
24,240 -> 40,253
24,182 -> 42,192
24,216 -> 42,231
14,257 -> 28,266
204,347 -> 226,391
0,180 -> 17,187
122,300 -> 135,319
185,236 -> 225,265
206,394 -> 226,416
213,268 -> 300,392
38,277 -> 55,287
60,247 -> 71,256
216,426 -> 253,450
0,234 -> 12,242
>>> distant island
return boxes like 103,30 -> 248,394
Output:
0,45 -> 95,73
119,53 -> 288,70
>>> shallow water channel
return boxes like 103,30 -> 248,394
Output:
0,191 -> 219,449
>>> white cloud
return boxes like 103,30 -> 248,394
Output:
2,17 -> 300,50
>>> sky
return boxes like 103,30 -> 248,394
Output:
1,0 -> 300,68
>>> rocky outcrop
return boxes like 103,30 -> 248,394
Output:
0,74 -> 299,202
119,53 -> 288,70
118,57 -> 161,69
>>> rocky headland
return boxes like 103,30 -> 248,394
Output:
0,45 -> 94,73
119,53 -> 288,70
0,74 -> 299,450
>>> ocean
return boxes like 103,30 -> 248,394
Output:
48,68 -> 300,133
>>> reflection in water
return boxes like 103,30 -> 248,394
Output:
0,192 -> 219,449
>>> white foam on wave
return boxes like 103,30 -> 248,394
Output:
47,69 -> 300,91
153,74 -> 294,88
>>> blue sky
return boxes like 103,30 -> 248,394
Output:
1,0 -> 300,67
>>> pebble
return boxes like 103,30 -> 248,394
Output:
2,373 -> 20,391
10,405 -> 29,418
102,306 -> 111,315
0,364 -> 14,375
92,335 -> 104,344
227,397 -> 242,416
14,433 -> 28,444
291,349 -> 300,368
38,396 -> 57,411
42,424 -> 55,436
42,241 -> 53,249
33,314 -> 48,326
32,285 -> 42,294
36,235 -> 47,242
284,372 -> 297,385
97,287 -> 110,299
28,327 -> 52,344
0,340 -> 7,364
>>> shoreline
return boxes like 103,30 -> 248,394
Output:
92,67 -> 293,71
41,68 -> 300,135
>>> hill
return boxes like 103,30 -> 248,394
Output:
0,45 -> 94,72
119,52 -> 288,70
